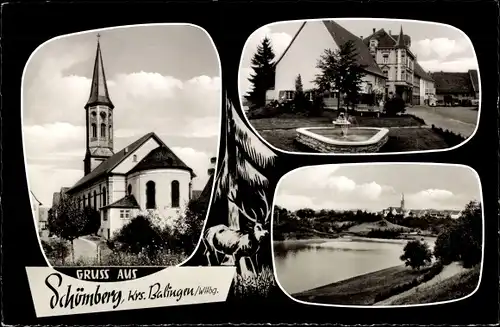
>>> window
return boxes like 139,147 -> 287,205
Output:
93,190 -> 97,208
102,187 -> 106,206
91,111 -> 97,117
383,70 -> 389,78
83,195 -> 86,208
91,124 -> 97,138
120,210 -> 130,219
100,111 -> 106,119
100,123 -> 106,137
146,181 -> 156,209
103,211 -> 108,221
128,184 -> 132,195
88,193 -> 91,207
109,125 -> 112,139
382,54 -> 388,64
133,155 -> 137,162
171,180 -> 180,208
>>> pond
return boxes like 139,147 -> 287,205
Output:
273,236 -> 436,294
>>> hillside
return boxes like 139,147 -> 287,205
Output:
347,219 -> 412,234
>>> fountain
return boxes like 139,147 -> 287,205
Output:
295,111 -> 389,153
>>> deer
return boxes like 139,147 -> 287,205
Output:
202,189 -> 270,276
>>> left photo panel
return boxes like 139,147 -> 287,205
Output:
23,24 -> 222,267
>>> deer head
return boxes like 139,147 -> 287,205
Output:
227,189 -> 270,242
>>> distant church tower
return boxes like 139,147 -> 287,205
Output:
84,34 -> 115,175
400,193 -> 405,211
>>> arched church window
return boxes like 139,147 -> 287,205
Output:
133,154 -> 137,162
102,187 -> 107,206
83,195 -> 86,208
88,193 -> 91,207
146,181 -> 156,209
101,123 -> 106,137
91,111 -> 97,117
91,124 -> 97,138
171,180 -> 180,208
128,184 -> 132,195
109,125 -> 112,139
100,111 -> 106,119
94,190 -> 97,209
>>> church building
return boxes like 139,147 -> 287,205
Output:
64,36 -> 205,240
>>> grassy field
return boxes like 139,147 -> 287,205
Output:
250,113 -> 449,153
388,265 -> 480,305
347,219 -> 411,234
293,264 -> 431,305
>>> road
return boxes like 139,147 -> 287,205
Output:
406,106 -> 478,138
70,238 -> 98,262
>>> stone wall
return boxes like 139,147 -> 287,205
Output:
296,133 -> 388,153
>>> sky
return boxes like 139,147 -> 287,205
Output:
275,164 -> 482,212
239,19 -> 479,95
23,24 -> 221,206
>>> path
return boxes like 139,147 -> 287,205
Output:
70,237 -> 98,262
374,262 -> 467,306
406,106 -> 478,138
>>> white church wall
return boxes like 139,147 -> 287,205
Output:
127,168 -> 191,218
112,138 -> 161,174
109,175 -> 126,204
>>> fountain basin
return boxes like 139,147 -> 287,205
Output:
296,127 -> 389,153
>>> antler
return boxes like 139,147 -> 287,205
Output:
257,189 -> 271,225
227,193 -> 257,223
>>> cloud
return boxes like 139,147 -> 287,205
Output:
418,57 -> 478,72
239,25 -> 293,95
171,147 -> 212,190
413,38 -> 468,60
406,189 -> 462,210
28,164 -> 84,205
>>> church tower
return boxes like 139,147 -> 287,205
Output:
84,34 -> 115,175
400,193 -> 405,211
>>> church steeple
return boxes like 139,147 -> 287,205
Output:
396,26 -> 406,48
84,34 -> 115,176
400,193 -> 405,211
85,34 -> 114,110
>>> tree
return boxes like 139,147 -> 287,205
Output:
47,197 -> 90,262
314,40 -> 366,111
293,74 -> 307,113
171,199 -> 207,253
400,239 -> 433,270
245,37 -> 276,108
41,238 -> 70,265
83,206 -> 101,236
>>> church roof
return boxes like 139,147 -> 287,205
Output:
275,20 -> 385,78
128,145 -> 195,177
101,194 -> 140,209
85,38 -> 114,109
67,132 -> 162,193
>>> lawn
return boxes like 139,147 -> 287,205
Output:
293,264 -> 431,305
388,265 -> 480,305
250,113 -> 449,153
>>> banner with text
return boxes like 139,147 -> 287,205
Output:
26,266 -> 236,317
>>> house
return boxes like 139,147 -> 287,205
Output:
363,26 -> 434,105
415,62 -> 435,105
62,37 -> 212,240
30,190 -> 43,230
267,20 -> 387,109
430,71 -> 476,104
38,206 -> 49,233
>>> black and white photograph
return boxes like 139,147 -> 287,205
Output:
273,164 -> 483,306
239,19 -> 480,154
24,24 -> 221,266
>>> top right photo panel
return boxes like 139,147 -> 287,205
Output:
239,18 -> 480,155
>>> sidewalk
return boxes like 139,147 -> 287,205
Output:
406,106 -> 477,138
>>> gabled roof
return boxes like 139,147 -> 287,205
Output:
67,132 -> 162,193
128,144 -> 195,177
430,72 -> 474,94
101,195 -> 140,209
414,61 -> 433,81
85,38 -> 114,109
30,190 -> 42,206
275,20 -> 385,78
468,69 -> 479,93
363,28 -> 410,48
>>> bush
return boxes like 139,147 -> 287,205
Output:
42,238 -> 70,265
309,92 -> 325,117
69,249 -> 187,266
384,96 -> 406,116
400,239 -> 433,270
431,125 -> 466,147
367,228 -> 404,239
232,266 -> 276,299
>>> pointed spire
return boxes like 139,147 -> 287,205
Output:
397,25 -> 406,48
85,34 -> 114,109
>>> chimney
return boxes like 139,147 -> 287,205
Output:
373,28 -> 376,34
389,30 -> 392,35
207,156 -> 216,176
124,147 -> 129,153
360,35 -> 363,39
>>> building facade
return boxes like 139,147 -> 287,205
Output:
363,26 -> 435,105
61,37 -> 209,240
430,71 -> 478,104
267,20 -> 387,109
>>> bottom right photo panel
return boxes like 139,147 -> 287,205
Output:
272,163 -> 483,307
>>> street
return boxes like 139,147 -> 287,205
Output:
406,106 -> 478,139
71,238 -> 98,262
